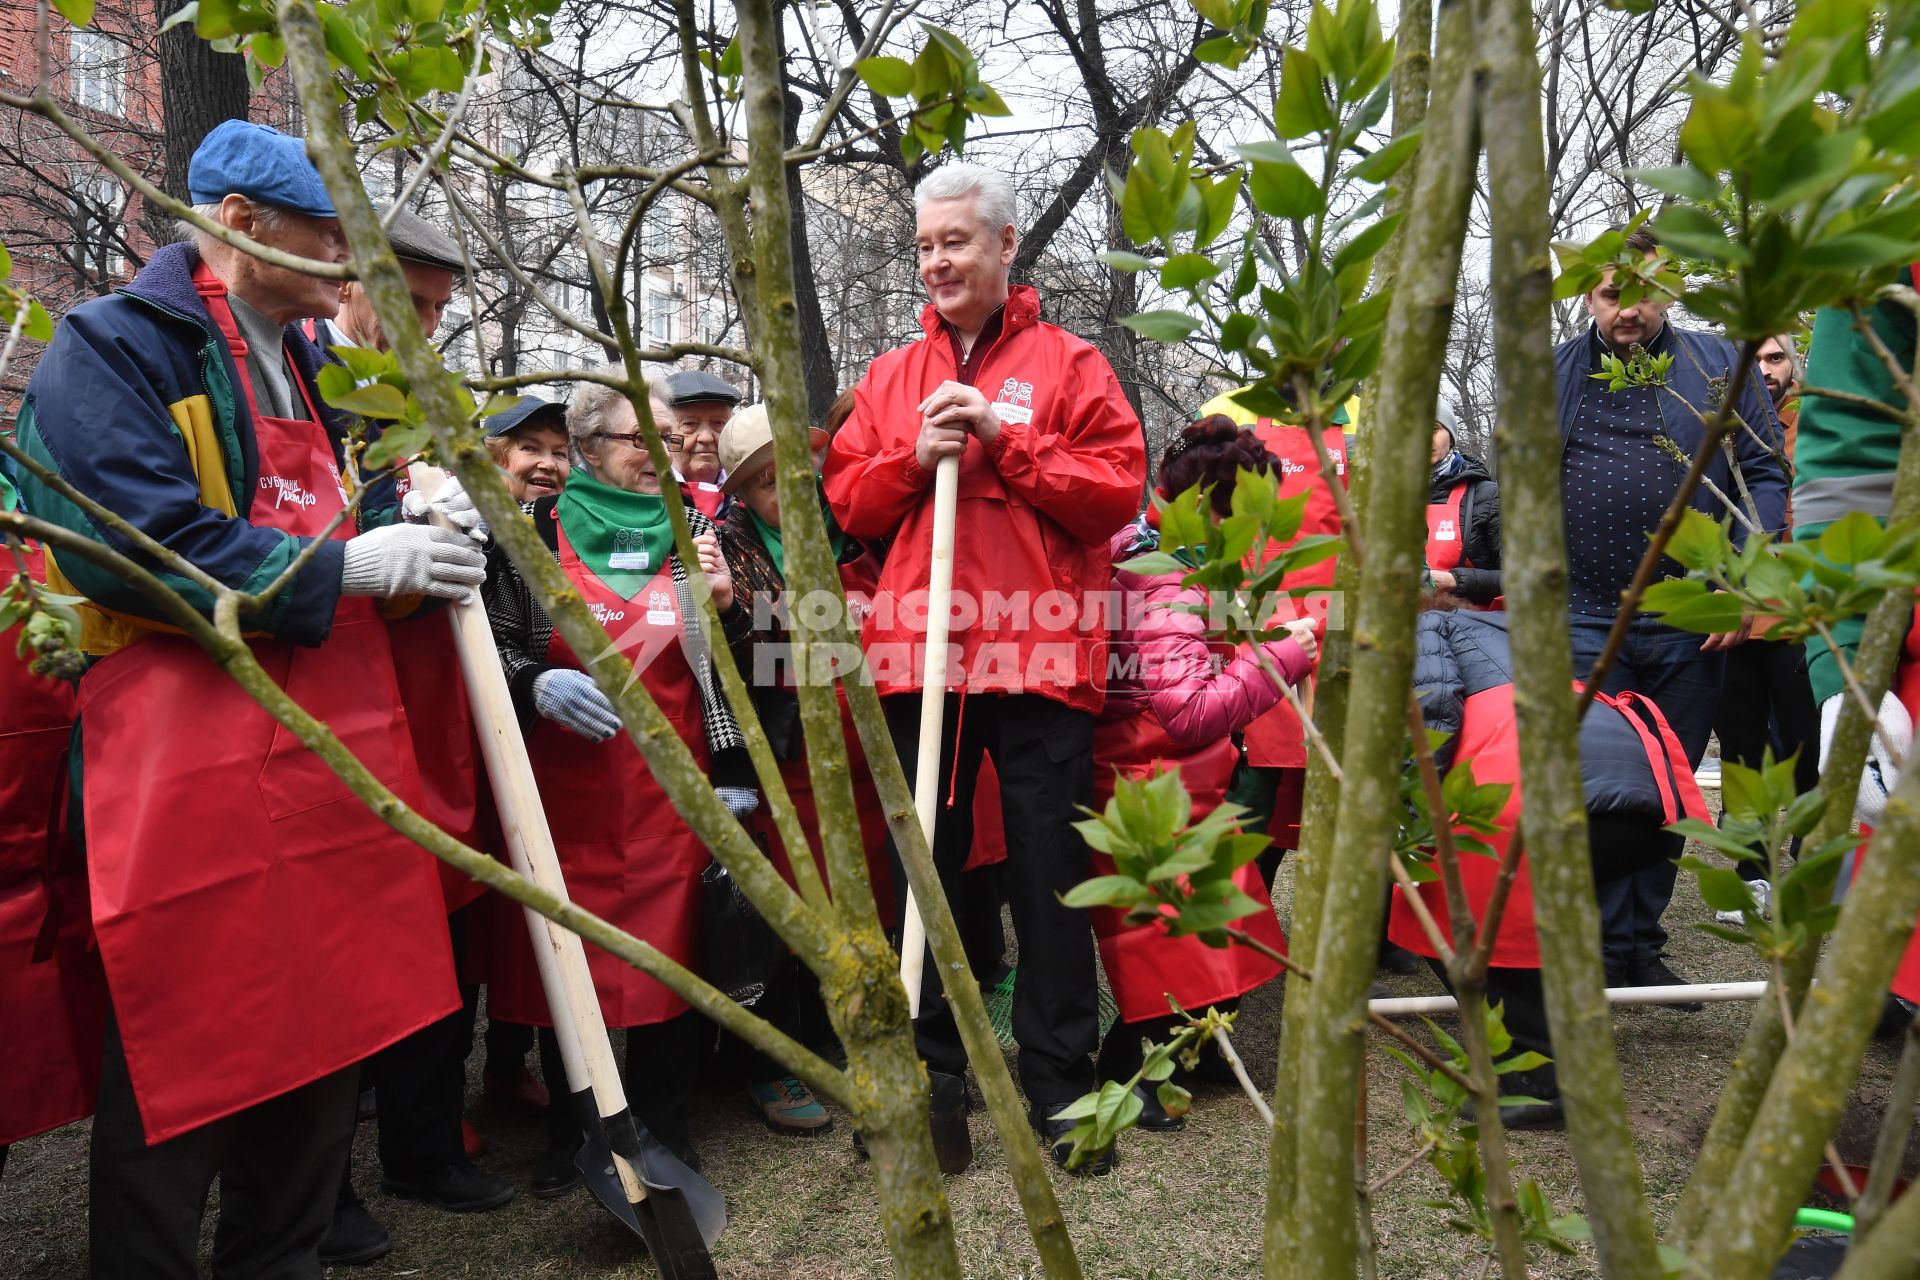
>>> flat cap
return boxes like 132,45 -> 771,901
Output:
188,120 -> 335,218
664,369 -> 743,407
382,204 -> 465,275
484,395 -> 569,438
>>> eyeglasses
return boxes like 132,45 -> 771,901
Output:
594,431 -> 684,450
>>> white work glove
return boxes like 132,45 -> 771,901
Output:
401,474 -> 488,542
1819,691 -> 1913,828
339,524 -> 487,602
532,669 -> 622,741
715,785 -> 760,819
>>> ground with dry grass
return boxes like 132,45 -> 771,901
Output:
3,838 -> 1913,1278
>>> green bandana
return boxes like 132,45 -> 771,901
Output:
747,479 -> 848,581
749,506 -> 787,578
557,468 -> 676,599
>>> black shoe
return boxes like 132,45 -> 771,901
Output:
1032,1102 -> 1116,1177
851,1072 -> 973,1175
1628,954 -> 1703,1011
531,1142 -> 583,1199
1131,1083 -> 1184,1132
1464,1095 -> 1567,1131
1499,1097 -> 1566,1130
1377,941 -> 1424,976
318,1199 -> 391,1267
380,1160 -> 516,1212
1603,961 -> 1631,989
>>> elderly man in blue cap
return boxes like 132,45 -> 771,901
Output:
15,119 -> 484,1277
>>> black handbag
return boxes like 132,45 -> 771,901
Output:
698,847 -> 786,1007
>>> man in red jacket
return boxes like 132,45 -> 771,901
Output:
824,162 -> 1145,1175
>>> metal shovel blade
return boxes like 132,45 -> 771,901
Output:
603,1105 -> 728,1246
561,1091 -> 722,1280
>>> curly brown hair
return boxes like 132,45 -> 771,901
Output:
1157,414 -> 1278,518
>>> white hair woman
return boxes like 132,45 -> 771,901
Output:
479,367 -> 756,1191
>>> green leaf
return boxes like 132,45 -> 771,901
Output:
24,299 -> 54,343
1632,164 -> 1721,203
1120,310 -> 1201,343
1273,47 -> 1336,139
1657,592 -> 1746,634
1099,250 -> 1154,273
321,7 -> 371,79
1159,253 -> 1223,290
1248,160 -> 1324,219
1820,511 -> 1885,566
1060,875 -> 1149,909
1679,85 -> 1754,173
1798,231 -> 1920,271
1349,128 -> 1422,184
1693,864 -> 1759,914
716,34 -> 742,79
1666,509 -> 1729,571
363,421 -> 430,468
855,55 -> 914,97
326,382 -> 410,418
52,0 -> 94,25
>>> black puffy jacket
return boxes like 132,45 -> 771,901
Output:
1428,454 -> 1502,605
1413,610 -> 1678,821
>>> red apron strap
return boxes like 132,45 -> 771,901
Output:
193,261 -> 325,426
1612,690 -> 1711,824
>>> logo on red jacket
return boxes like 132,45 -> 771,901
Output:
993,377 -> 1036,425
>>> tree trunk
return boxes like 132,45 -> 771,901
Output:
1284,5 -> 1480,1274
154,0 -> 252,209
1474,0 -> 1664,1272
776,32 -> 839,424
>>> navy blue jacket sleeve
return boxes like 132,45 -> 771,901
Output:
19,304 -> 343,645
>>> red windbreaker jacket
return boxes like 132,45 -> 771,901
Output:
824,285 -> 1146,714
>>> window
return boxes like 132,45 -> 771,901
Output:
700,300 -> 727,345
70,31 -> 124,116
76,173 -> 126,278
644,209 -> 675,261
646,290 -> 674,344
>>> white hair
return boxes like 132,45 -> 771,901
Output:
914,162 -> 1018,236
567,366 -> 672,463
176,198 -> 288,248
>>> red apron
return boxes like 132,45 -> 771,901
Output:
386,604 -> 493,915
1089,713 -> 1286,1023
1427,482 -> 1469,575
1242,420 -> 1346,771
757,553 -> 896,925
76,268 -> 459,1142
0,543 -> 106,1145
1388,685 -> 1707,969
486,514 -> 708,1028
1855,608 -> 1920,1003
384,452 -> 494,918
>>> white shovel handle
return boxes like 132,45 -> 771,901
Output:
899,453 -> 960,1017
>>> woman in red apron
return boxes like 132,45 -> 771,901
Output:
1425,399 -> 1504,609
0,536 -> 104,1169
713,404 -> 891,1136
1091,420 -> 1315,1127
1388,607 -> 1709,1127
483,376 -> 752,1190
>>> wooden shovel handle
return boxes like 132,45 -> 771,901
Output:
406,465 -> 636,1179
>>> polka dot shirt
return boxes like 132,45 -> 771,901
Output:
1561,324 -> 1688,617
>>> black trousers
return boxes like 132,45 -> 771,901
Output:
720,954 -> 834,1083
90,1005 -> 356,1280
883,692 -> 1100,1107
1714,638 -> 1820,879
540,1009 -> 706,1154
